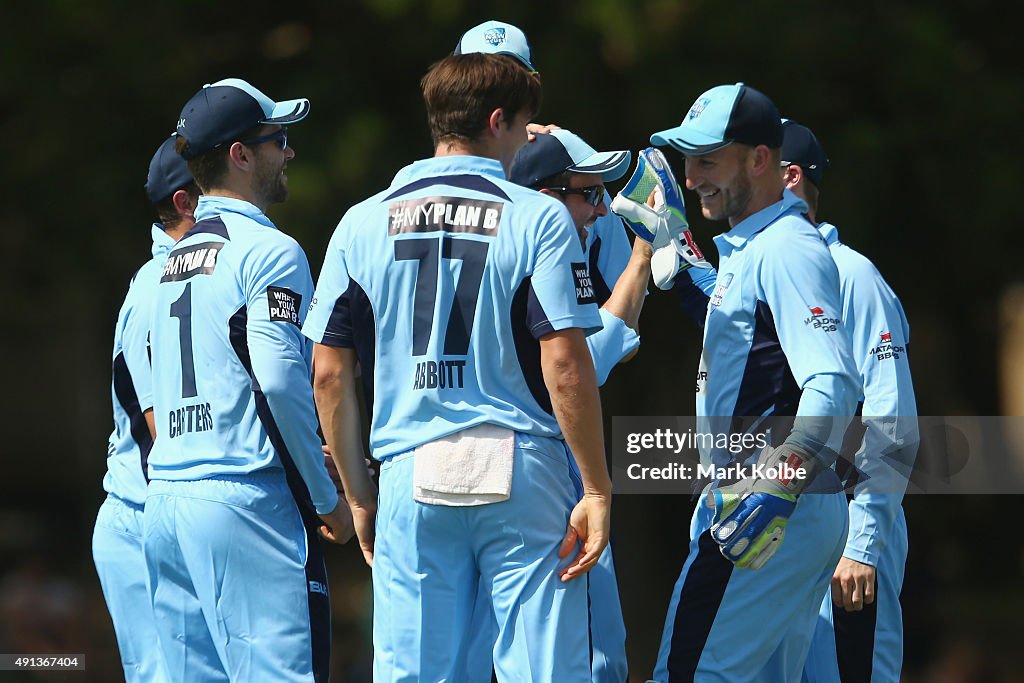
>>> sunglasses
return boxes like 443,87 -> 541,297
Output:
239,127 -> 288,151
544,184 -> 605,207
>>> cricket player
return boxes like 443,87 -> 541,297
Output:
305,54 -> 611,682
461,128 -> 643,683
453,21 -> 641,367
93,135 -> 197,683
616,83 -> 861,682
143,78 -> 352,682
454,28 -> 639,680
778,121 -> 918,683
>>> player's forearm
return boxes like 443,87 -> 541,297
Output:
541,331 -> 611,497
601,244 -> 652,332
312,345 -> 376,508
789,373 -> 861,466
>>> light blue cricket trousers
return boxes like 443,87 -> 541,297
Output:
653,490 -> 848,682
802,508 -> 908,682
93,494 -> 169,683
373,433 -> 593,683
143,470 -> 330,682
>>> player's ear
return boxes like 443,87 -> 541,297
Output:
227,141 -> 254,172
749,144 -> 775,176
487,108 -> 505,136
783,164 -> 803,190
172,188 -> 198,220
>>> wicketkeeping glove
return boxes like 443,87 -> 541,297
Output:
706,443 -> 825,570
611,147 -> 689,250
650,232 -> 711,290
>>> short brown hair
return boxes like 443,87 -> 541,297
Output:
421,53 -> 541,148
175,125 -> 261,192
154,181 -> 200,228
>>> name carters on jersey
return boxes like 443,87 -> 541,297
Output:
168,402 -> 214,438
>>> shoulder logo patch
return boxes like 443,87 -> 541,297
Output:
572,262 -> 596,305
267,286 -> 302,326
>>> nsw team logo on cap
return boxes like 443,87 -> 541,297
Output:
688,98 -> 710,121
484,27 -> 506,46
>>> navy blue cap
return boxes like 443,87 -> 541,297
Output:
176,78 -> 309,160
651,83 -> 783,155
509,129 -> 631,188
781,120 -> 829,188
145,134 -> 194,204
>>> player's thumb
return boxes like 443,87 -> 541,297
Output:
558,525 -> 579,559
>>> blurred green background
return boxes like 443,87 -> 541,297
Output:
2,1 -> 1022,680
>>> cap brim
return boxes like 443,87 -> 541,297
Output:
262,98 -> 310,124
569,150 -> 632,182
650,125 -> 732,155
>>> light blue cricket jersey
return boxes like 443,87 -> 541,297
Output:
693,190 -> 860,464
303,155 -> 602,460
147,196 -> 337,515
103,224 -> 176,505
819,222 -> 918,565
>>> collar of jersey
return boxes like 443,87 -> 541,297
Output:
151,223 -> 177,258
713,188 -> 809,254
395,155 -> 507,184
817,221 -> 839,246
195,195 -> 277,229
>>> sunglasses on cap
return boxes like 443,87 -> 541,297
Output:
543,184 -> 605,207
239,127 -> 288,151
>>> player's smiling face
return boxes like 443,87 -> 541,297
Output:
683,145 -> 754,225
250,124 -> 294,205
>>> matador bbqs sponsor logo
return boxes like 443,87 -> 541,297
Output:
803,305 -> 840,332
695,356 -> 709,394
870,331 -> 906,361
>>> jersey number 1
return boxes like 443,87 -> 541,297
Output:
169,283 -> 198,398
395,236 -> 488,356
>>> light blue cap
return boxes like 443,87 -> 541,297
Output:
454,20 -> 537,73
651,83 -> 783,155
